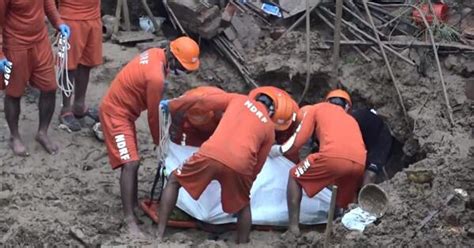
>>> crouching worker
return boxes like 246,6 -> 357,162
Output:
167,86 -> 226,147
156,88 -> 296,243
352,108 -> 394,186
270,89 -> 366,236
99,36 -> 200,236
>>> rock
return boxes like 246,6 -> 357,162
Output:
170,232 -> 191,243
69,226 -> 87,245
0,190 -> 12,206
467,227 -> 474,238
197,240 -> 228,248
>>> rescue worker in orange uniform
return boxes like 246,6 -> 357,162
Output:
167,86 -> 226,147
157,88 -> 296,243
57,0 -> 103,130
99,36 -> 200,236
0,0 -> 70,156
270,89 -> 366,236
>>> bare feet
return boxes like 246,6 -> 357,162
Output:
35,132 -> 59,155
125,216 -> 145,239
8,137 -> 30,157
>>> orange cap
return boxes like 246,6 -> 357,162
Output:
249,86 -> 298,131
185,86 -> 225,126
170,36 -> 200,71
325,89 -> 352,107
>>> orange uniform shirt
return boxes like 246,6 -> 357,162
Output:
286,102 -> 366,165
100,48 -> 167,145
168,88 -> 226,146
58,0 -> 101,20
0,0 -> 63,58
196,94 -> 276,178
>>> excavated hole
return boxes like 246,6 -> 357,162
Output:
255,71 -> 427,182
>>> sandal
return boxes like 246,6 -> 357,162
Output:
59,112 -> 82,132
74,107 -> 100,122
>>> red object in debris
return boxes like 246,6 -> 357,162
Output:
139,199 -> 198,228
412,3 -> 448,24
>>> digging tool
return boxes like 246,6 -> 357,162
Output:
324,185 -> 338,248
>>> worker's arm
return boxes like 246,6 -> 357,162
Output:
146,74 -> 165,145
281,107 -> 316,155
0,0 -> 9,59
254,131 -> 275,178
44,0 -> 64,28
169,92 -> 238,115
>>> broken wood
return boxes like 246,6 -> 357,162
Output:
277,0 -> 321,40
332,0 -> 343,85
361,0 -> 410,125
163,0 -> 188,35
122,0 -> 131,31
113,0 -> 123,35
324,185 -> 338,248
324,39 -> 474,51
316,11 -> 371,62
320,6 -> 416,66
112,31 -> 155,44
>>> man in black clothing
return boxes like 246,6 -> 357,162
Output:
352,108 -> 393,186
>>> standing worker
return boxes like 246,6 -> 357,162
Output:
99,37 -> 200,236
270,89 -> 366,236
167,86 -> 226,147
0,0 -> 70,156
157,88 -> 296,243
57,0 -> 103,130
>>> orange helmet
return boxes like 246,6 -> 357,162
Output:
170,36 -> 200,71
185,86 -> 225,126
249,86 -> 298,131
325,89 -> 352,107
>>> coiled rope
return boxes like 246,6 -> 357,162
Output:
54,34 -> 74,98
149,105 -> 172,203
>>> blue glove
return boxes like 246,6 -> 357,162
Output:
58,24 -> 71,39
160,100 -> 169,114
0,58 -> 10,74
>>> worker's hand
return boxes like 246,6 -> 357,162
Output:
0,58 -> 11,74
269,144 -> 283,158
160,99 -> 169,114
58,24 -> 71,39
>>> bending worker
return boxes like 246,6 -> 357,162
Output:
270,89 -> 366,236
157,87 -> 296,243
99,37 -> 200,236
57,0 -> 103,131
352,108 -> 394,186
0,0 -> 70,156
167,86 -> 226,147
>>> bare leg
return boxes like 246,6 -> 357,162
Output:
236,204 -> 251,244
71,65 -> 92,114
287,175 -> 302,236
4,95 -> 29,156
156,173 -> 181,240
35,90 -> 58,154
120,161 -> 143,236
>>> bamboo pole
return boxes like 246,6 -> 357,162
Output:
324,185 -> 338,248
332,0 -> 344,87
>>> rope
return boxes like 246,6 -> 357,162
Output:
149,105 -> 172,203
54,34 -> 74,98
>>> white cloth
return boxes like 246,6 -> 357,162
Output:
341,207 -> 377,232
163,142 -> 332,226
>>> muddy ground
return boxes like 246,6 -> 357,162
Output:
0,18 -> 473,247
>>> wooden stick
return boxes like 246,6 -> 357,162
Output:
361,0 -> 410,125
113,0 -> 123,35
122,0 -> 131,31
316,11 -> 371,62
323,39 -> 474,51
332,0 -> 343,85
320,6 -> 416,66
298,0 -> 312,104
324,185 -> 338,248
